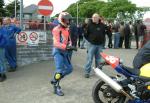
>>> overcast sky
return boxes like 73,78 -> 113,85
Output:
4,0 -> 150,17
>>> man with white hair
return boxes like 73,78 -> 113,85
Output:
84,13 -> 107,78
1,17 -> 21,72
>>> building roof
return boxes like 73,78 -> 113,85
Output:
17,4 -> 38,14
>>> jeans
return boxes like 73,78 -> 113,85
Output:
0,48 -> 6,73
80,37 -> 86,48
52,48 -> 73,77
84,43 -> 103,74
114,32 -> 120,48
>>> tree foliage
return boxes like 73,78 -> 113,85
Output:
66,0 -> 140,21
0,0 -> 6,17
5,0 -> 20,17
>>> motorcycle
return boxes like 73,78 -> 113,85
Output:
92,53 -> 150,103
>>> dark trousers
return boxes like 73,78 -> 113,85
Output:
119,36 -> 124,48
135,35 -> 139,49
78,35 -> 83,48
124,35 -> 130,49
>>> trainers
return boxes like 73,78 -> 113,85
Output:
0,74 -> 7,82
54,86 -> 64,96
8,67 -> 17,72
84,74 -> 90,78
80,47 -> 85,49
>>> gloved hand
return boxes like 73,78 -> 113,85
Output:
66,45 -> 77,51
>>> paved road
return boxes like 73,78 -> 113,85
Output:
0,48 -> 138,103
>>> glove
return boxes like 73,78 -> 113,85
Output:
66,45 -> 77,51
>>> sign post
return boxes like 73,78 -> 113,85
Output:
38,0 -> 53,16
38,0 -> 53,31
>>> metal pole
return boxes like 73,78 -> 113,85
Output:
15,0 -> 17,18
44,16 -> 46,31
20,0 -> 23,29
77,2 -> 79,26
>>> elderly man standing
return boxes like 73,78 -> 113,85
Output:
1,17 -> 21,72
84,13 -> 107,78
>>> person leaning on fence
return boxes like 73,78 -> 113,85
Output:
50,12 -> 76,96
0,18 -> 9,82
1,17 -> 21,72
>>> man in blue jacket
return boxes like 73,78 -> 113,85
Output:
0,17 -> 8,82
0,32 -> 8,82
1,17 -> 21,72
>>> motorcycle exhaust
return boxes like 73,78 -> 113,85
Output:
93,67 -> 134,100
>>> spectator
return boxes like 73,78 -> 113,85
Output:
77,23 -> 84,48
129,21 -> 134,48
119,21 -> 125,48
124,23 -> 131,49
80,18 -> 89,49
84,13 -> 106,78
134,20 -> 139,49
107,21 -> 113,48
139,21 -> 146,47
68,20 -> 78,59
1,17 -> 21,72
52,17 -> 59,26
0,17 -> 8,82
112,21 -> 120,49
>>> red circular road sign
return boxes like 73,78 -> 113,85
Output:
38,0 -> 53,16
17,32 -> 28,42
29,32 -> 38,41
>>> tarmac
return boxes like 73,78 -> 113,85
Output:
0,48 -> 138,103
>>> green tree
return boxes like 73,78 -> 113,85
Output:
66,0 -> 140,21
5,0 -> 20,17
66,0 -> 106,18
103,0 -> 139,21
0,0 -> 6,17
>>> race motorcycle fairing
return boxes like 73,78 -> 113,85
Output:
92,53 -> 150,103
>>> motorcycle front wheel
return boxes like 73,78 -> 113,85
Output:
92,79 -> 126,103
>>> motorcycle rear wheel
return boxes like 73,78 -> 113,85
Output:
92,79 -> 126,103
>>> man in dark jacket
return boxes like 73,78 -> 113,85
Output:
68,20 -> 78,60
84,13 -> 106,78
124,23 -> 131,49
134,20 -> 139,49
133,41 -> 150,69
